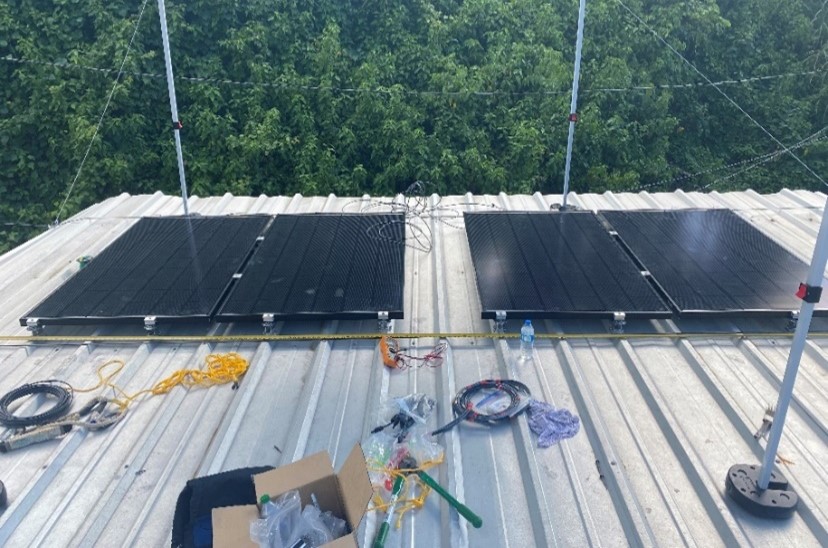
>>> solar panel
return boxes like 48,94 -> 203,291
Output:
601,209 -> 827,316
21,216 -> 270,326
216,213 -> 405,321
463,211 -> 670,319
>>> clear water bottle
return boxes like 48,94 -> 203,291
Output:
520,320 -> 534,361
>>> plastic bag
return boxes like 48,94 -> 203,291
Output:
286,505 -> 347,547
249,490 -> 301,548
316,507 -> 347,539
370,393 -> 437,445
364,430 -> 396,486
403,429 -> 444,466
392,393 -> 435,425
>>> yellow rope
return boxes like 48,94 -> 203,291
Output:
369,455 -> 445,528
73,352 -> 249,412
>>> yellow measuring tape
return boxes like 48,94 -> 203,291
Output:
0,331 -> 824,344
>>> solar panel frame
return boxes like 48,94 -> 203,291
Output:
216,213 -> 406,321
19,215 -> 271,326
601,208 -> 828,317
463,211 -> 671,320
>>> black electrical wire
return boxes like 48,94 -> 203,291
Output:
0,381 -> 74,429
431,379 -> 531,435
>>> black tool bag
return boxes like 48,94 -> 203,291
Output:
171,466 -> 272,548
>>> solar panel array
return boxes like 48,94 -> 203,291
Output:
21,213 -> 407,328
21,216 -> 270,325
22,207 -> 818,329
601,209 -> 827,316
217,213 -> 405,321
463,211 -> 670,319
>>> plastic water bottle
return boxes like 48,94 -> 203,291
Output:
520,320 -> 534,361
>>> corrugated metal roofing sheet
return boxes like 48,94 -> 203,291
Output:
1,190 -> 827,547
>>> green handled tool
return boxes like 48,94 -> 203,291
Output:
400,456 -> 483,529
373,475 -> 405,548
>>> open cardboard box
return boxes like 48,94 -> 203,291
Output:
212,444 -> 373,548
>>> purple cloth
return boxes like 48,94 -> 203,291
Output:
527,400 -> 580,448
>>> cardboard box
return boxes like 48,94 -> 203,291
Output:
212,444 -> 373,548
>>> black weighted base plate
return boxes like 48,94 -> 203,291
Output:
726,463 -> 798,519
0,479 -> 6,509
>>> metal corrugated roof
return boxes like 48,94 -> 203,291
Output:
1,190 -> 827,547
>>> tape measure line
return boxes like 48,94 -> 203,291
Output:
0,331 -> 823,344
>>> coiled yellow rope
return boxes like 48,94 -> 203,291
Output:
74,352 -> 249,412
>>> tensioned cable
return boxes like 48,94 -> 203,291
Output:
2,54 -> 822,97
702,131 -> 828,190
53,0 -> 150,225
613,0 -> 827,187
622,126 -> 828,193
0,220 -> 52,228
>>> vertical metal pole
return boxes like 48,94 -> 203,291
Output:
562,0 -> 587,209
758,196 -> 828,489
157,0 -> 189,215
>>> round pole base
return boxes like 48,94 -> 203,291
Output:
725,464 -> 797,519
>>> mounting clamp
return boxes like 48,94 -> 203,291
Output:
262,313 -> 275,334
796,283 -> 822,303
143,316 -> 157,334
611,312 -> 626,334
494,311 -> 507,334
25,318 -> 43,335
377,311 -> 391,333
725,464 -> 798,519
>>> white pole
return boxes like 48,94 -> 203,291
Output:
562,0 -> 587,209
157,0 -> 189,215
758,196 -> 828,489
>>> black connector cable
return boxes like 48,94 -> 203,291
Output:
432,379 -> 532,436
0,381 -> 73,429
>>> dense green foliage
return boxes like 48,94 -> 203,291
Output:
1,0 -> 827,251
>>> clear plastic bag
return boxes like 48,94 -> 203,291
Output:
286,505 -> 347,547
404,428 -> 444,466
390,393 -> 435,425
364,431 -> 395,486
249,490 -> 302,548
317,507 -> 347,539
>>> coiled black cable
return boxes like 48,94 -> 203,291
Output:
432,379 -> 531,435
0,381 -> 73,429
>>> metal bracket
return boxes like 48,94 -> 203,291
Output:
796,282 -> 822,303
612,312 -> 626,334
144,316 -> 157,334
494,311 -> 507,334
786,311 -> 799,332
263,313 -> 275,334
377,311 -> 391,333
26,318 -> 43,335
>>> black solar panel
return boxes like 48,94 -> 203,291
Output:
20,216 -> 270,325
463,211 -> 670,319
602,209 -> 827,316
216,213 -> 405,321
